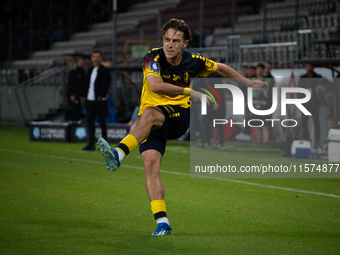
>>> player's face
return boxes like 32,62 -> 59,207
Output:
91,53 -> 102,67
163,28 -> 188,61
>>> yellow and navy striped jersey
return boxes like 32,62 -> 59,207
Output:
138,47 -> 217,115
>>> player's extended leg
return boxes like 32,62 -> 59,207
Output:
97,107 -> 165,171
142,149 -> 173,236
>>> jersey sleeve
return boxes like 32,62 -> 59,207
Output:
143,52 -> 162,79
197,57 -> 217,77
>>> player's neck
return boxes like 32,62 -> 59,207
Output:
166,54 -> 182,66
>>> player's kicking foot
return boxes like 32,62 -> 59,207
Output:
151,223 -> 173,236
97,137 -> 121,171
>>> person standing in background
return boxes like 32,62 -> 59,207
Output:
252,63 -> 274,144
264,61 -> 274,79
82,50 -> 111,150
298,64 -> 322,150
65,56 -> 85,121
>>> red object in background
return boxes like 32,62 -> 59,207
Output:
251,127 -> 256,141
215,117 -> 235,141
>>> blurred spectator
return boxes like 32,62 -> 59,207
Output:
264,61 -> 275,89
264,61 -> 274,79
327,114 -> 340,130
235,62 -> 252,142
65,56 -> 86,121
189,32 -> 200,48
248,64 -> 256,78
298,63 -> 322,147
241,62 -> 249,78
316,78 -> 340,115
201,86 -> 227,149
204,26 -> 215,47
251,63 -> 274,144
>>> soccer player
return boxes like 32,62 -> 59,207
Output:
97,19 -> 267,236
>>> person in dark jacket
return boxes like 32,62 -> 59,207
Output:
65,56 -> 85,121
298,63 -> 322,148
82,50 -> 111,150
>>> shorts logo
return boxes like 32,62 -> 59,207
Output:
150,62 -> 160,73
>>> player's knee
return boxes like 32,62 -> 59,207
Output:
142,107 -> 164,126
144,159 -> 160,177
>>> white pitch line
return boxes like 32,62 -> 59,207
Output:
1,148 -> 340,199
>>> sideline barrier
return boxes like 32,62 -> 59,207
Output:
29,121 -> 129,143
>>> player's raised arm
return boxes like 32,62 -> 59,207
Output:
146,74 -> 214,104
147,75 -> 186,96
214,63 -> 268,91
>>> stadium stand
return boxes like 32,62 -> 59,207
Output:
10,0 -> 182,68
1,0 -> 340,124
91,0 -> 256,64
5,0 -> 340,68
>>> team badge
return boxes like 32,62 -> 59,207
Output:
150,62 -> 160,73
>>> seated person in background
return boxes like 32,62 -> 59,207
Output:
327,115 -> 340,130
263,61 -> 274,79
247,64 -> 256,78
316,78 -> 340,120
240,62 -> 249,78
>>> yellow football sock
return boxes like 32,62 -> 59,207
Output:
151,199 -> 167,221
116,134 -> 138,156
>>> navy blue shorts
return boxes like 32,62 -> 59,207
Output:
139,105 -> 190,156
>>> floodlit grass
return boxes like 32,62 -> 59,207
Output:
0,126 -> 339,254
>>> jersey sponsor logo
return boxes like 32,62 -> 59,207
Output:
173,74 -> 181,81
184,72 -> 189,83
150,62 -> 160,73
162,74 -> 171,79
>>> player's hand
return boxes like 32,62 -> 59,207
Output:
190,90 -> 214,105
250,79 -> 268,91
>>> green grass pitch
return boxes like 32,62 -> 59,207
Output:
0,125 -> 339,255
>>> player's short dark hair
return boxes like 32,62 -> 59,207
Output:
92,50 -> 103,57
161,18 -> 192,42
